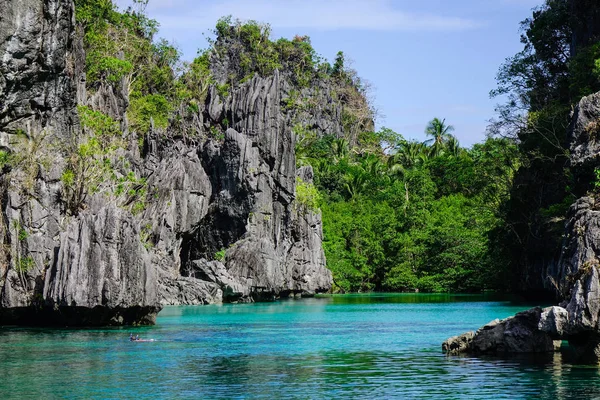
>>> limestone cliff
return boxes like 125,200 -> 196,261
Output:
444,91 -> 600,363
0,0 -> 335,325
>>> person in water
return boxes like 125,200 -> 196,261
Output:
130,334 -> 136,342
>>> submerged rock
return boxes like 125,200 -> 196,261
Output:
442,331 -> 474,355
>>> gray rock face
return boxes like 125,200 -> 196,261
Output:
552,91 -> 600,360
0,0 -> 333,325
470,308 -> 561,354
173,73 -> 332,302
538,306 -> 569,338
145,73 -> 332,308
0,0 -> 76,143
0,0 -> 164,326
569,92 -> 600,169
556,196 -> 600,294
43,205 -> 160,325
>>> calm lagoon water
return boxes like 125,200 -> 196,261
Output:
1,294 -> 600,399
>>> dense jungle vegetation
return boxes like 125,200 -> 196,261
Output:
310,0 -> 600,294
72,0 -> 600,294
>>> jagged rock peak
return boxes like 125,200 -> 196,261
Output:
0,0 -> 335,326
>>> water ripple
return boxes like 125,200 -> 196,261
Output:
1,295 -> 598,399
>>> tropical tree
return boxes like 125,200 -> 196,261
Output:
425,118 -> 454,157
446,135 -> 462,157
331,138 -> 350,162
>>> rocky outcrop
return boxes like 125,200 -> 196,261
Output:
443,308 -> 561,355
444,91 -> 600,362
0,0 -> 333,325
138,73 -> 332,306
568,92 -> 600,171
0,0 -> 164,326
166,73 -> 332,303
442,331 -> 474,355
42,205 -> 160,325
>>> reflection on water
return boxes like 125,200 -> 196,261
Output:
320,292 -> 544,305
0,295 -> 598,399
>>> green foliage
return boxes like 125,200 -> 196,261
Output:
0,150 -> 12,169
209,126 -> 225,141
424,118 -> 455,157
17,227 -> 28,242
178,51 -> 213,103
358,128 -> 404,155
211,18 -> 330,87
300,121 -> 517,293
77,0 -> 159,87
5,129 -> 50,194
594,167 -> 600,190
132,201 -> 146,215
75,0 -> 116,25
96,56 -> 133,83
128,94 -> 171,132
332,51 -> 345,76
215,15 -> 232,37
216,83 -> 230,99
16,257 -> 35,273
78,105 -> 120,137
214,248 -> 226,262
488,0 -> 600,291
540,194 -> 576,218
295,177 -> 321,213
570,42 -> 600,98
64,106 -> 147,214
78,0 -> 180,136
61,169 -> 75,187
140,223 -> 153,249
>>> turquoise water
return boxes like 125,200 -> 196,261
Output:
1,294 -> 600,399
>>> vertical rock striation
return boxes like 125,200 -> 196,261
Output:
0,0 -> 76,141
0,0 -> 333,325
0,0 -> 163,325
160,72 -> 332,304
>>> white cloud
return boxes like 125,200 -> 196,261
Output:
117,0 -> 483,33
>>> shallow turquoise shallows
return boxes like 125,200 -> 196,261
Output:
2,294 -> 600,399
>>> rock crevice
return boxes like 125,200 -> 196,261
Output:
0,0 -> 333,326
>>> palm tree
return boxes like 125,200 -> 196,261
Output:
385,140 -> 430,215
343,167 -> 368,199
446,135 -> 462,157
387,140 -> 428,175
424,118 -> 454,157
295,131 -> 317,167
331,138 -> 350,162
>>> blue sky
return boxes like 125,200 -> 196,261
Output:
116,0 -> 543,146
